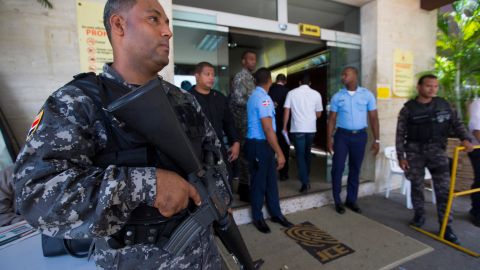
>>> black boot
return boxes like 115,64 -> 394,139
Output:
444,226 -> 460,245
409,214 -> 425,227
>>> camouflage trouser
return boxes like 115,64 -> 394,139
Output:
404,142 -> 452,225
230,106 -> 249,186
93,226 -> 224,270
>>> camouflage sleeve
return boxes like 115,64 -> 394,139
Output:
231,73 -> 254,107
0,165 -> 24,226
13,86 -> 157,239
230,73 -> 245,106
395,106 -> 409,160
450,105 -> 473,142
241,78 -> 255,105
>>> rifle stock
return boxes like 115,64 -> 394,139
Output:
106,78 -> 261,269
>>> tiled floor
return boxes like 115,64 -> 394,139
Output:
231,151 -> 369,208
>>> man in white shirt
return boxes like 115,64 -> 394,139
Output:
468,99 -> 480,227
283,74 -> 323,193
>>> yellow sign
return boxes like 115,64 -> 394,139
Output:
377,85 -> 391,99
76,0 -> 113,73
393,49 -> 414,98
299,23 -> 321,38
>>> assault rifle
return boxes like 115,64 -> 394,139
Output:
106,78 -> 262,270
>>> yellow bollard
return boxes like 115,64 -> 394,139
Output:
410,145 -> 480,257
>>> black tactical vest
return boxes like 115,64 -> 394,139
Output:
67,73 -> 206,224
405,97 -> 452,143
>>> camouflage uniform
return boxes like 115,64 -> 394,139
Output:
396,97 -> 471,224
14,64 -> 229,269
229,68 -> 255,193
0,165 -> 23,226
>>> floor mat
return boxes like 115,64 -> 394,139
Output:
218,206 -> 433,270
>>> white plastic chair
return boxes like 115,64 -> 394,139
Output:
384,146 -> 405,199
384,146 -> 436,209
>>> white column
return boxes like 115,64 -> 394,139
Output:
360,0 -> 437,190
277,0 -> 288,31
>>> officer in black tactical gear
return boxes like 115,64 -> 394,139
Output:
14,0 -> 233,269
396,74 -> 474,245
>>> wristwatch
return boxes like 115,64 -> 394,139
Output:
374,139 -> 380,144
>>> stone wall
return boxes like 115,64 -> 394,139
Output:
447,138 -> 475,191
0,0 -> 173,146
360,0 -> 437,192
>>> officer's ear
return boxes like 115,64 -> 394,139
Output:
110,14 -> 126,38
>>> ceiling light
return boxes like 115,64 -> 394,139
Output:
197,34 -> 225,52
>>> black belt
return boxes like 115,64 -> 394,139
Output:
337,127 -> 366,134
407,138 -> 445,144
107,207 -> 189,249
246,138 -> 267,143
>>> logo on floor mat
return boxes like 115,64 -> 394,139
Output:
284,221 -> 355,264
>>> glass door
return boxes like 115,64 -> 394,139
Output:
326,43 -> 361,182
172,20 -> 229,95
0,108 -> 19,171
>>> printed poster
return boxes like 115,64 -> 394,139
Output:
393,49 -> 414,98
76,0 -> 113,73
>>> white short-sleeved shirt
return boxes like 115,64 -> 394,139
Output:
284,84 -> 323,133
469,99 -> 480,145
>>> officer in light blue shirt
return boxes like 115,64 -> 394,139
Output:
247,88 -> 276,139
327,66 -> 380,215
245,68 -> 293,233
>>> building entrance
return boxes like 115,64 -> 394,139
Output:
172,14 -> 362,205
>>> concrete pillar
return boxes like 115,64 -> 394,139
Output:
0,0 -> 174,146
360,0 -> 437,191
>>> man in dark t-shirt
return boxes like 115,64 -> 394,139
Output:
269,74 -> 290,180
191,62 -> 240,167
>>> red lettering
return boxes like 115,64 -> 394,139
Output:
86,28 -> 107,37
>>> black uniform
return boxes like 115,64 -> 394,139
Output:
269,83 -> 290,179
396,97 -> 471,225
191,87 -> 239,157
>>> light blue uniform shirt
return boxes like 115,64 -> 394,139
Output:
247,86 -> 276,140
330,86 -> 376,130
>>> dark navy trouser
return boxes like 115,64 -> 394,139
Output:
331,128 -> 368,205
245,138 -> 282,221
468,149 -> 480,217
292,132 -> 315,186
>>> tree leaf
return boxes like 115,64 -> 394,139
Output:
36,0 -> 53,9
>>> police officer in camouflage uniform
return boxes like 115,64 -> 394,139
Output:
14,0 -> 230,269
396,74 -> 473,245
229,50 -> 257,202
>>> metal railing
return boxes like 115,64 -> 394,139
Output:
410,146 -> 480,257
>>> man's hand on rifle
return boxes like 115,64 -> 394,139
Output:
154,169 -> 201,217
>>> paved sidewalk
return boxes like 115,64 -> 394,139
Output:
358,192 -> 480,270
221,195 -> 432,270
223,189 -> 480,270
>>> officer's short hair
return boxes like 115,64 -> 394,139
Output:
300,74 -> 311,85
254,68 -> 271,86
241,50 -> 256,60
195,62 -> 215,74
276,73 -> 286,82
343,66 -> 358,75
417,74 -> 438,85
103,0 -> 137,42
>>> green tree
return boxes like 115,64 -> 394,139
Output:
37,0 -> 53,9
436,0 -> 480,119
